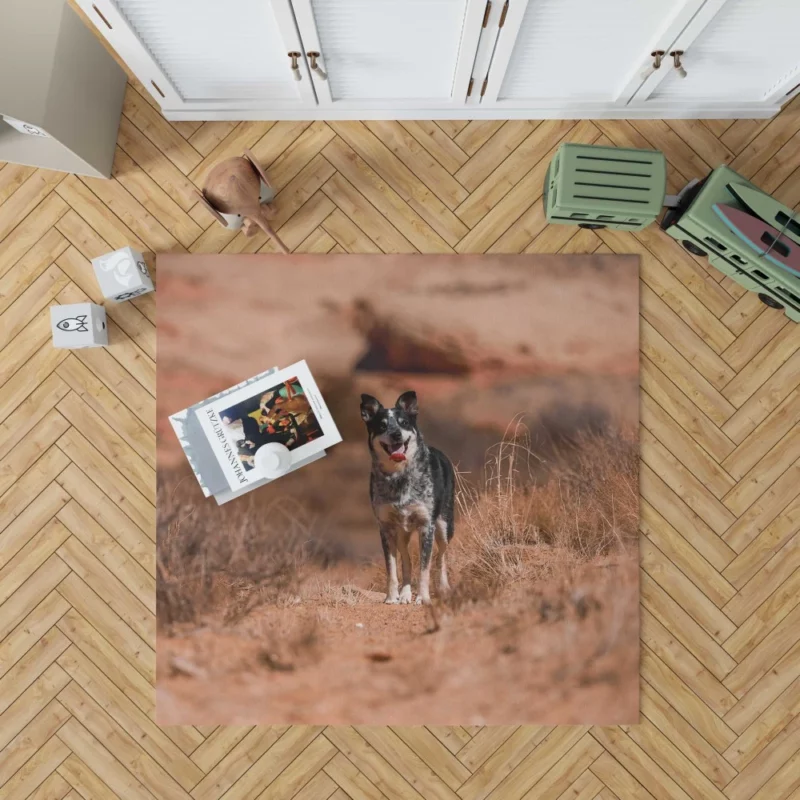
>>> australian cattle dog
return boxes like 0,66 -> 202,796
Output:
360,391 -> 455,605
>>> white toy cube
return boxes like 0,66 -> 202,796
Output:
51,303 -> 108,349
91,246 -> 154,302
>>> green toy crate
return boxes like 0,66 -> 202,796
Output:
544,143 -> 667,231
660,164 -> 800,322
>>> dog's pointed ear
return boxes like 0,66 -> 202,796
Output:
360,394 -> 382,423
396,391 -> 418,418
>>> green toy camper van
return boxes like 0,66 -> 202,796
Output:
660,165 -> 800,322
544,143 -> 667,232
543,144 -> 800,322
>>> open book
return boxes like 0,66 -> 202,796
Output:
169,360 -> 342,504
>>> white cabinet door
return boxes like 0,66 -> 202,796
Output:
633,0 -> 800,108
290,0 -> 486,108
75,0 -> 317,112
480,0 -> 708,111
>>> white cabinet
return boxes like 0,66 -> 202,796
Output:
290,0 -> 486,108
76,0 -> 800,120
480,0 -> 708,109
79,0 -> 316,111
631,0 -> 800,108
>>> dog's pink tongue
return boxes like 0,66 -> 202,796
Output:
390,452 -> 406,462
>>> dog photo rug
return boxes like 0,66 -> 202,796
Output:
156,254 -> 640,725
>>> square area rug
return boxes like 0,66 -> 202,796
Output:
156,253 -> 640,725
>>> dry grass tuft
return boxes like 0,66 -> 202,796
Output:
447,419 -> 638,604
157,478 -> 317,628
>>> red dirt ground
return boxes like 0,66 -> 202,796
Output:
156,561 -> 639,726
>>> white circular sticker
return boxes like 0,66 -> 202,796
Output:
254,442 -> 292,479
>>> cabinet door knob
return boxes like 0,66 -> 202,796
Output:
288,52 -> 302,81
670,50 -> 687,79
307,52 -> 328,81
640,50 -> 665,81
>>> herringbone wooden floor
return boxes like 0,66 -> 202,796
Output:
2,71 -> 800,798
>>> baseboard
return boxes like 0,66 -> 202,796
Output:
162,104 -> 781,122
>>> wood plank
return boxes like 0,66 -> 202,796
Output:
0,591 -> 70,682
723,642 -> 800,734
641,572 -> 738,683
0,192 -> 69,279
454,121 -> 537,192
639,680 -> 737,790
322,209 -> 381,253
724,568 -> 800,662
116,115 -> 201,211
639,462 -> 736,572
455,119 -> 575,229
321,172 -> 416,254
641,537 -> 736,643
0,170 -> 65,243
56,581 -> 154,686
641,393 -> 735,500
189,727 -> 287,800
0,163 -> 36,205
324,133 -> 458,251
724,531 -> 800,623
55,463 -> 155,573
0,731 -> 70,800
187,122 -> 239,157
721,348 -> 800,444
57,644 -> 205,771
111,148 -> 202,249
122,85 -> 202,175
0,555 -> 70,643
641,320 -> 736,427
640,356 -> 735,463
0,627 -> 70,716
641,427 -> 736,535
722,458 -> 800,552
723,426 -> 800,515
265,121 -> 336,191
400,121 -> 469,174
365,120 -> 469,209
640,500 -> 736,608
0,229 -> 68,317
55,391 -> 154,501
57,682 -> 191,800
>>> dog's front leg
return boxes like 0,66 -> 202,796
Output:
434,520 -> 450,596
416,522 -> 435,605
380,527 -> 400,604
397,531 -> 413,604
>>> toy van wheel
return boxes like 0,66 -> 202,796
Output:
682,240 -> 707,257
578,223 -> 606,230
758,293 -> 784,310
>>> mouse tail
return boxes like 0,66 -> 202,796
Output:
253,212 -> 290,254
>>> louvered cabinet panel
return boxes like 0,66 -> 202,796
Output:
291,0 -> 486,106
74,0 -> 793,117
74,0 -> 315,110
495,0 -> 686,103
647,0 -> 800,103
481,0 -> 710,109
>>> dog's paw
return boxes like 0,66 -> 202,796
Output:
384,594 -> 399,604
415,595 -> 431,606
398,586 -> 413,604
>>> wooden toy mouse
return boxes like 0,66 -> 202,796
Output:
196,149 -> 289,254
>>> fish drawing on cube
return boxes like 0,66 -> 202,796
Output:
92,246 -> 154,302
51,303 -> 108,349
